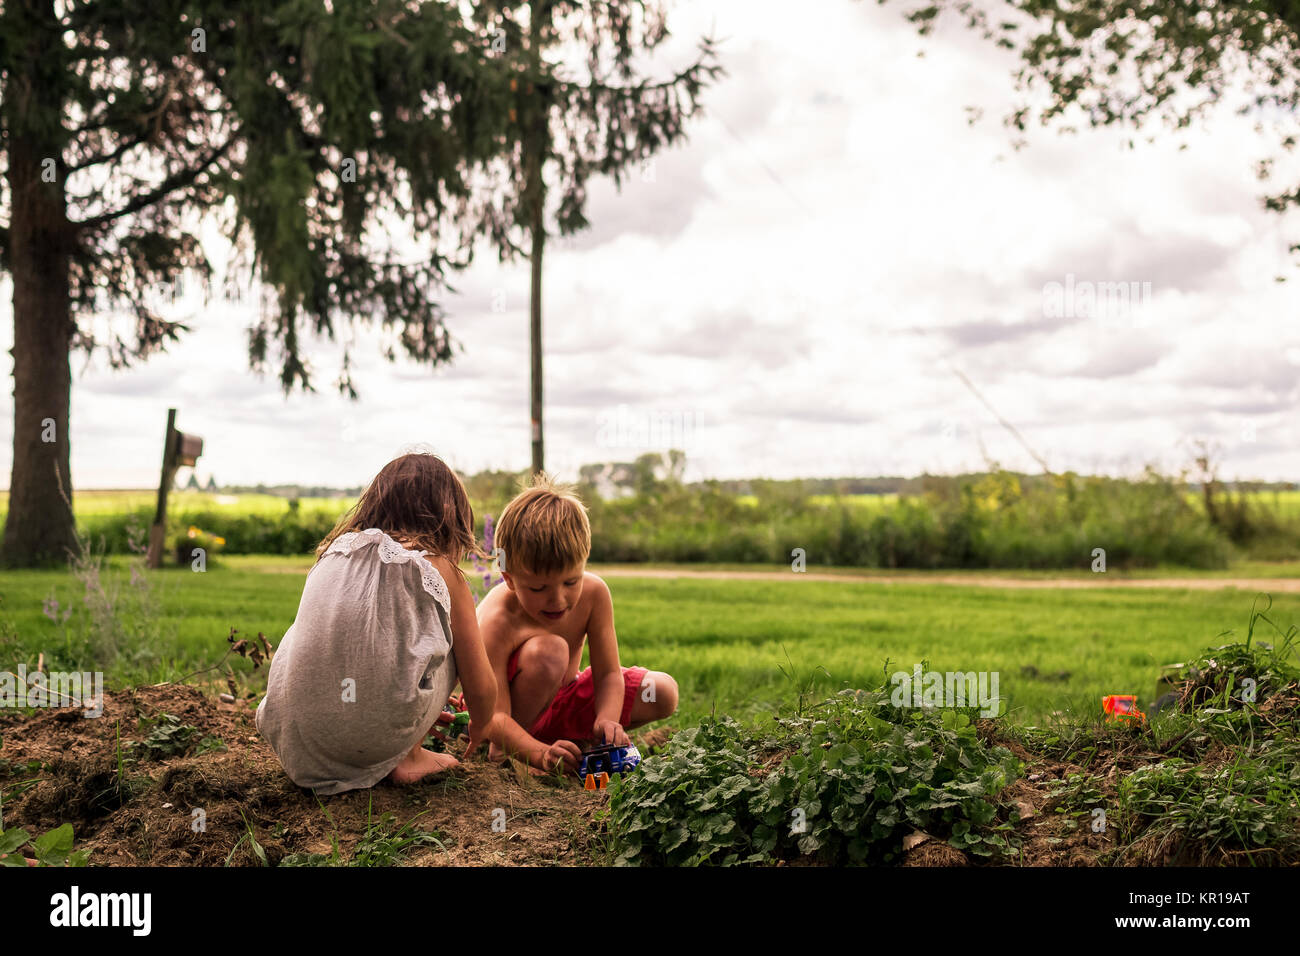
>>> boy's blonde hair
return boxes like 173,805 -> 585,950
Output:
495,472 -> 591,577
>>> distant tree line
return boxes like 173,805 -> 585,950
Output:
166,458 -> 1299,501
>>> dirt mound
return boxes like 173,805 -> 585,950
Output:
0,685 -> 1115,867
900,840 -> 970,867
8,684 -> 1276,867
0,684 -> 608,866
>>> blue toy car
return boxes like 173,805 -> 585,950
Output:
579,743 -> 641,789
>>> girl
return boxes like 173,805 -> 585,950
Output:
256,453 -> 502,794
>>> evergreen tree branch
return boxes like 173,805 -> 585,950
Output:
72,137 -> 235,230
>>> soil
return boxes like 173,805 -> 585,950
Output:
0,684 -> 614,867
1,683 -> 1286,867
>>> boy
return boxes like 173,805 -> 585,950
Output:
476,474 -> 678,774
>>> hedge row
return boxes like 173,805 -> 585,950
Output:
44,471 -> 1249,570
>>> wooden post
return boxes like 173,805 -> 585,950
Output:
526,3 -> 551,479
146,408 -> 178,569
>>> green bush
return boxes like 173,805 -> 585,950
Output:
606,717 -> 763,865
72,508 -> 341,558
606,687 -> 1022,866
581,470 -> 1238,570
7,467 -> 1264,568
1115,756 -> 1300,863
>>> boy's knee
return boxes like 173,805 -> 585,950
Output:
644,671 -> 678,719
517,633 -> 568,683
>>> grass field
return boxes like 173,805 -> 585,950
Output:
1183,488 -> 1300,517
14,486 -> 1298,516
2,555 -> 1296,727
801,490 -> 1300,512
669,491 -> 1300,513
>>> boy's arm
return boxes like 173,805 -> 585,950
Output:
585,575 -> 631,746
479,609 -> 582,772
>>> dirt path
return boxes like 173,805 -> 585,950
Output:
591,567 -> 1300,592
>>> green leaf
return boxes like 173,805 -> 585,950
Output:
32,823 -> 74,863
661,826 -> 690,853
0,828 -> 31,856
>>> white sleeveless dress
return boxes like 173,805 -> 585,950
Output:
255,529 -> 457,795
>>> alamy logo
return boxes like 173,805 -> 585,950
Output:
1042,274 -> 1151,325
49,886 -> 151,936
595,404 -> 699,449
1,666 -> 103,717
890,665 -> 1001,718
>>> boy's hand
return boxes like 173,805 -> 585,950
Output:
594,718 -> 630,747
539,740 -> 582,774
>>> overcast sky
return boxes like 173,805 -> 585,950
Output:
3,0 -> 1298,490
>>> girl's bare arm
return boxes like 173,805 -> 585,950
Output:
433,556 -> 502,752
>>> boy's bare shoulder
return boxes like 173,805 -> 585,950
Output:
572,572 -> 611,633
581,571 -> 611,598
583,572 -> 613,612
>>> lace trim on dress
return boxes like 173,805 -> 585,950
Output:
323,528 -> 451,616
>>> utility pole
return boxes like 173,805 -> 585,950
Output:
526,1 -> 551,478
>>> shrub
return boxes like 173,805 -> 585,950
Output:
8,468 -> 1258,569
606,686 -> 1022,866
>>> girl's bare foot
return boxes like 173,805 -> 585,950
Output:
388,745 -> 459,784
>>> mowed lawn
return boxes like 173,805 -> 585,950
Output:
1,555 -> 1297,727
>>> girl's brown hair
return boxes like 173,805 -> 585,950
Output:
316,453 -> 477,577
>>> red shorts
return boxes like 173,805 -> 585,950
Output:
507,647 -> 648,745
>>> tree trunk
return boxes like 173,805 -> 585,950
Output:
1,1 -> 78,567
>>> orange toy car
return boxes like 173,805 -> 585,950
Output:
1102,694 -> 1147,724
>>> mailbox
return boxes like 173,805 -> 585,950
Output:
174,432 -> 203,467
147,408 -> 206,568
